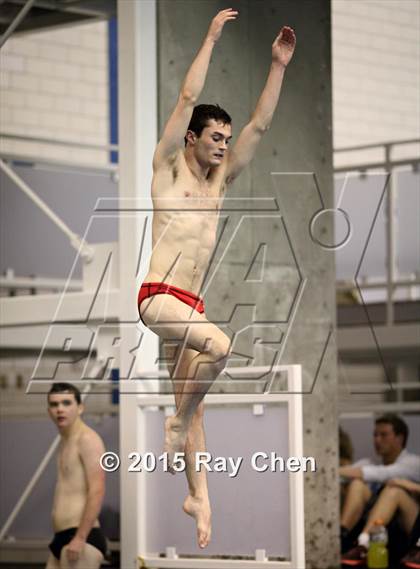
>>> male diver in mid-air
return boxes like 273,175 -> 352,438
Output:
138,8 -> 296,548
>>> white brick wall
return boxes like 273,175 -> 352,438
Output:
332,0 -> 419,165
0,21 -> 109,165
1,4 -> 418,167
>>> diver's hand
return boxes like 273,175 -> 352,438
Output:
206,8 -> 238,43
272,26 -> 296,67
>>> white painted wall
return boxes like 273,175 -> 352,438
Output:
332,0 -> 419,166
0,21 -> 109,164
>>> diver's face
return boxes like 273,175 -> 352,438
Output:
48,392 -> 82,430
190,119 -> 232,167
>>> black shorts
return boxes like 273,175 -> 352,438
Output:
49,527 -> 107,560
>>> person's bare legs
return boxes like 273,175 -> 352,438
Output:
165,345 -> 212,548
60,543 -> 103,569
341,479 -> 372,531
164,342 -> 229,465
140,294 -> 231,466
361,486 -> 419,535
182,405 -> 212,548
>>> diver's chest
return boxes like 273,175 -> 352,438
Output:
58,446 -> 80,478
174,167 -> 222,203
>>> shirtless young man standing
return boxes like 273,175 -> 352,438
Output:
46,383 -> 107,569
138,8 -> 296,548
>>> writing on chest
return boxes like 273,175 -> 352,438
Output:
182,188 -> 221,210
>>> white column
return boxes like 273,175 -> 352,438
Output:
118,0 -> 158,566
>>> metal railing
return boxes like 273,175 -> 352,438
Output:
0,272 -> 83,294
0,132 -> 119,153
334,138 -> 420,327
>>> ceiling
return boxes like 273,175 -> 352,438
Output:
0,0 -> 117,36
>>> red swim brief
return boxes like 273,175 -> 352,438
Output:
137,281 -> 205,325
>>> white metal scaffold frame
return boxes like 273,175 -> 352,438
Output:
130,364 -> 305,569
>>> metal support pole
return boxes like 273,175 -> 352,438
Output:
385,145 -> 396,326
0,435 -> 60,542
117,0 -> 158,566
0,0 -> 36,49
0,158 -> 94,262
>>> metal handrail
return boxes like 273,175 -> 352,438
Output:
334,157 -> 419,173
0,151 -> 118,174
0,132 -> 119,152
337,278 -> 420,291
339,402 -> 420,414
333,139 -> 420,326
0,275 -> 83,292
335,138 -> 420,153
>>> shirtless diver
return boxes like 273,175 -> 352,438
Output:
138,8 -> 296,549
46,383 -> 106,568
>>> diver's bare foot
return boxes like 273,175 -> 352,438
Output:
164,416 -> 187,474
183,494 -> 212,548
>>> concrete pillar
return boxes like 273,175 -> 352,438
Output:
158,1 -> 338,566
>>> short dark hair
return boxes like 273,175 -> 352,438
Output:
375,414 -> 409,448
48,382 -> 81,405
185,104 -> 232,145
